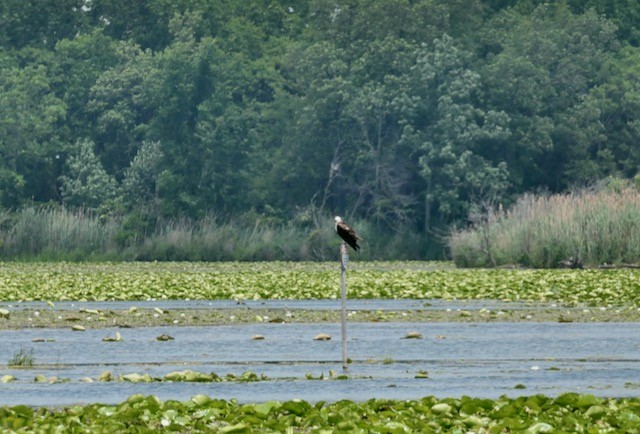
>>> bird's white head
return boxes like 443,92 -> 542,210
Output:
334,216 -> 342,223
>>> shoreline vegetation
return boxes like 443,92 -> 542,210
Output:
3,188 -> 640,268
1,188 -> 640,268
0,207 -> 438,262
449,187 -> 640,269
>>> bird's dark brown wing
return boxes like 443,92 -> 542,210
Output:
337,221 -> 360,251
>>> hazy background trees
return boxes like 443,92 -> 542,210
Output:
1,0 -> 639,259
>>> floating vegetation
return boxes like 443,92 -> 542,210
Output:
404,331 -> 423,339
94,370 -> 266,383
102,332 -> 122,342
3,369 -> 386,385
34,375 -> 69,384
0,261 -> 638,306
1,393 -> 638,432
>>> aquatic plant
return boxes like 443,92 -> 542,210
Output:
1,393 -> 640,432
7,348 -> 34,367
0,261 -> 637,306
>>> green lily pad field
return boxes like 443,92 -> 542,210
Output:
1,261 -> 639,305
2,393 -> 640,433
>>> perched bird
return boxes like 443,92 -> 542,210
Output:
334,216 -> 360,251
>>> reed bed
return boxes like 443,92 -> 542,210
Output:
0,207 -> 431,261
449,188 -> 640,268
0,207 -> 120,260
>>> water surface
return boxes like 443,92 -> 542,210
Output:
1,321 -> 638,406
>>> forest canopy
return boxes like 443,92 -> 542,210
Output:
1,0 -> 639,260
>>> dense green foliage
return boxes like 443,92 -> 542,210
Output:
2,393 -> 640,432
450,187 -> 640,268
2,1 -> 640,259
0,261 -> 638,306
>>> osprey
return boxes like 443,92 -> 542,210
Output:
334,216 -> 360,251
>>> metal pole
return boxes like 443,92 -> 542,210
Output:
340,242 -> 348,370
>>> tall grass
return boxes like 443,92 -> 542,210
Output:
449,188 -> 640,268
0,207 -> 120,260
0,207 -> 435,261
126,215 -> 434,261
132,216 -> 318,261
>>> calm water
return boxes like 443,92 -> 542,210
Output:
1,319 -> 639,406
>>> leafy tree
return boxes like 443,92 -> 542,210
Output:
307,0 -> 449,51
553,95 -> 610,185
140,12 -> 213,217
340,42 -> 419,225
479,4 -> 619,191
85,0 -> 173,51
269,0 -> 448,225
51,30 -> 120,144
563,46 -> 640,181
401,36 -> 510,229
264,40 -> 355,219
0,0 -> 88,50
58,139 -> 118,212
121,140 -> 163,210
86,40 -> 155,178
0,55 -> 66,207
568,0 -> 640,47
194,101 -> 257,214
146,9 -> 286,217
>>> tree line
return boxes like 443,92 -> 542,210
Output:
1,0 -> 639,258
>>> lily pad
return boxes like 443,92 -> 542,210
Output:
164,370 -> 215,382
404,331 -> 423,339
98,371 -> 114,382
431,403 -> 452,414
102,331 -> 122,342
121,373 -> 153,383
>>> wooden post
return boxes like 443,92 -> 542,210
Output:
340,242 -> 349,370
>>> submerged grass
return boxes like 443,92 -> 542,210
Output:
449,188 -> 640,268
